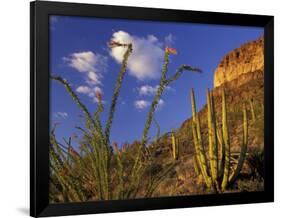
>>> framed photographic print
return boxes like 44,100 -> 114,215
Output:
30,1 -> 274,217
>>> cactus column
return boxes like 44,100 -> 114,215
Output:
171,131 -> 179,160
190,88 -> 248,192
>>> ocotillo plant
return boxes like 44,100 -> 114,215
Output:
153,116 -> 161,144
141,47 -> 202,148
49,76 -> 111,198
50,42 -> 133,201
50,128 -> 86,202
105,43 -> 133,144
171,131 -> 179,160
190,88 -> 248,192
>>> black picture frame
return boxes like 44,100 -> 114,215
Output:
30,1 -> 274,217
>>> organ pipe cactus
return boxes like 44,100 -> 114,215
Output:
171,131 -> 179,160
249,98 -> 256,122
190,88 -> 248,192
191,89 -> 212,189
207,90 -> 219,189
192,156 -> 200,176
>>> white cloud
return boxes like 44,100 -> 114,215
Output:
76,85 -> 103,103
157,99 -> 165,110
138,85 -> 158,96
63,51 -> 108,102
54,112 -> 68,119
67,51 -> 97,72
134,98 -> 164,111
76,85 -> 91,94
109,31 -> 164,80
64,51 -> 107,85
94,86 -> 102,94
164,33 -> 175,46
137,85 -> 173,96
134,100 -> 150,110
87,71 -> 102,85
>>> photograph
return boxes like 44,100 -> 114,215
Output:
49,15 -> 265,203
0,0 -> 278,217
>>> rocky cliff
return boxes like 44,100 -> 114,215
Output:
214,36 -> 264,88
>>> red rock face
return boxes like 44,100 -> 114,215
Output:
214,36 -> 264,88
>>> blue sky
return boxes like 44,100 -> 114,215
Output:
50,15 -> 263,148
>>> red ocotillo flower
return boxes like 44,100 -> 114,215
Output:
165,47 -> 177,55
95,90 -> 102,103
68,146 -> 80,160
108,40 -> 129,48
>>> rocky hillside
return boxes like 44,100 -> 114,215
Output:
146,36 -> 265,196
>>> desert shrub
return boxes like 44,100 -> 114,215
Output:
247,149 -> 264,180
236,178 -> 264,192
